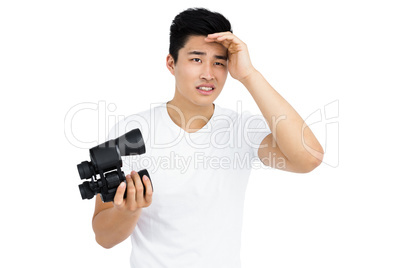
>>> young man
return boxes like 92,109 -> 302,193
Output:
92,7 -> 323,268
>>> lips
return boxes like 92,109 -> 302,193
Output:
196,84 -> 215,95
196,84 -> 215,91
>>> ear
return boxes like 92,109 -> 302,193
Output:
166,54 -> 175,75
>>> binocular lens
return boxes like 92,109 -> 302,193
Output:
79,181 -> 95,200
77,161 -> 93,180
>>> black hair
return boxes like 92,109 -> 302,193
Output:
169,8 -> 232,63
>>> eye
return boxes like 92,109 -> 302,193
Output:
214,62 -> 225,66
192,58 -> 202,63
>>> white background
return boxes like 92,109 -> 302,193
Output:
1,0 -> 401,267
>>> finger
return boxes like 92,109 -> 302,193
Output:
204,37 -> 231,49
142,175 -> 153,204
125,173 -> 136,204
207,32 -> 236,40
205,35 -> 239,50
207,31 -> 233,38
114,181 -> 126,207
205,35 -> 228,42
217,34 -> 235,41
131,171 -> 145,203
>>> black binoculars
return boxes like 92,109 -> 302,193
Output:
77,129 -> 152,202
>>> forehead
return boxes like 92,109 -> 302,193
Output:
181,35 -> 227,55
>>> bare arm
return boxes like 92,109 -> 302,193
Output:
206,32 -> 324,173
240,70 -> 323,172
92,171 -> 153,249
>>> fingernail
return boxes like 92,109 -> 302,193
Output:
143,175 -> 148,181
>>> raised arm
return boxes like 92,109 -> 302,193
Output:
205,32 -> 324,173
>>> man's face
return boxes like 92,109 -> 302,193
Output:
167,35 -> 229,107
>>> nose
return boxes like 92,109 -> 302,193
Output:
200,64 -> 214,81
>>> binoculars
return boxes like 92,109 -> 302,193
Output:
77,129 -> 152,202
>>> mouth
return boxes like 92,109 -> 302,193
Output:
196,84 -> 215,95
197,86 -> 214,91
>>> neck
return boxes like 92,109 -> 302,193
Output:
166,97 -> 215,133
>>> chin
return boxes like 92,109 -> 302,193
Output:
192,96 -> 218,107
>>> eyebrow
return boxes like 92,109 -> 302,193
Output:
187,51 -> 227,61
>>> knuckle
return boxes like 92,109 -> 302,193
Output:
145,197 -> 152,205
127,187 -> 136,195
114,200 -> 123,208
128,204 -> 138,212
136,185 -> 144,192
138,201 -> 147,208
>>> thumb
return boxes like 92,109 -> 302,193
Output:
113,181 -> 126,207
